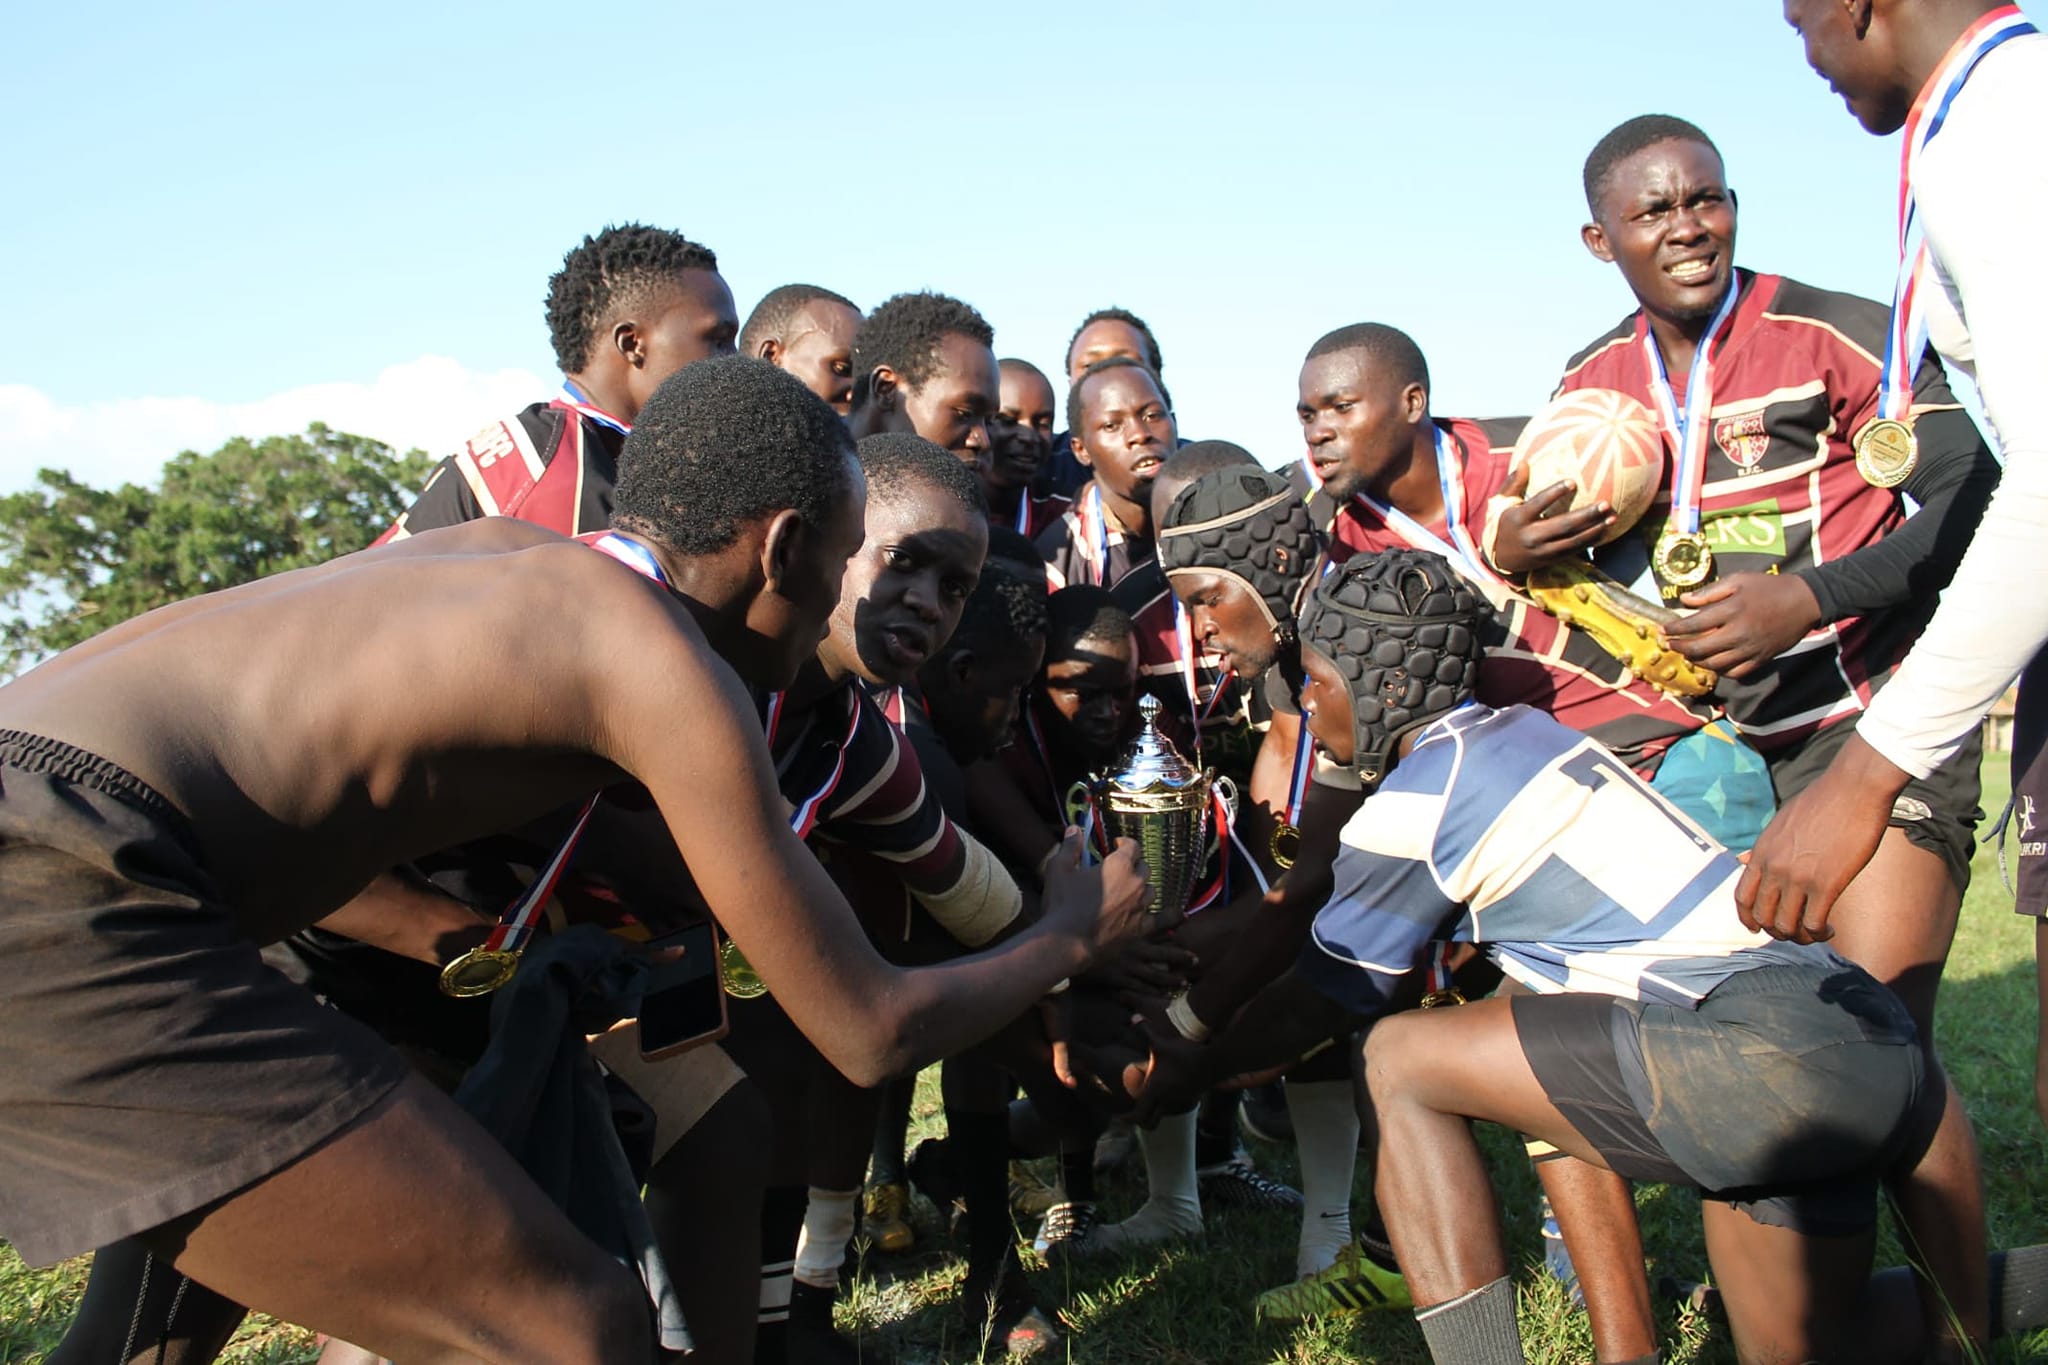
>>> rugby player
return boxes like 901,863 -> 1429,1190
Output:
739,284 -> 863,416
0,357 -> 1150,1364
1138,549 -> 1954,1365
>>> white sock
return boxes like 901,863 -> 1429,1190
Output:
792,1186 -> 858,1290
1094,1107 -> 1203,1251
1286,1079 -> 1360,1277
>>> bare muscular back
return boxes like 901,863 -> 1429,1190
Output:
0,520 -> 754,940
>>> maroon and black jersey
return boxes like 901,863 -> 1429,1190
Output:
1559,270 -> 1980,751
376,394 -> 624,544
1319,417 -> 1713,775
990,489 -> 1072,542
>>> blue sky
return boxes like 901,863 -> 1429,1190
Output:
0,2 -> 1943,492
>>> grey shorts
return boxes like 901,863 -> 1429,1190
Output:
0,731 -> 409,1266
1515,958 -> 1940,1235
1769,707 -> 1983,892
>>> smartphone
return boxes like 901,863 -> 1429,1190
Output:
637,921 -> 729,1060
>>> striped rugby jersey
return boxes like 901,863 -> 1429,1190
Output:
375,398 -> 621,544
1299,702 -> 1816,1018
1557,270 -> 1971,751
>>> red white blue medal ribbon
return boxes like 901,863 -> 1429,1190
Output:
1014,491 -> 1034,537
1355,426 -> 1504,592
1284,725 -> 1315,832
762,686 -> 862,840
465,532 -> 674,964
472,799 -> 596,961
1881,5 -> 2037,422
1076,484 -> 1111,587
559,380 -> 633,436
1171,603 -> 1235,753
1421,940 -> 1459,1004
1639,282 -> 1741,538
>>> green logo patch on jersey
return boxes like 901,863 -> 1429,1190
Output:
1635,500 -> 1788,563
1701,500 -> 1786,558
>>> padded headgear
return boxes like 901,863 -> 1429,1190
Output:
1299,548 -> 1487,787
1158,468 -> 1322,631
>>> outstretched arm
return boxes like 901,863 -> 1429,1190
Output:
606,625 -> 1152,1087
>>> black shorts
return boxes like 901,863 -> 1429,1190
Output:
0,731 -> 409,1266
1769,706 -> 1983,891
2008,647 -> 2048,918
1514,958 -> 1940,1235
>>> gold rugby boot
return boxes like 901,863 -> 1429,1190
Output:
1527,561 -> 1717,698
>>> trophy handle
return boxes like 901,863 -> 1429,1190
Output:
1211,774 -> 1239,823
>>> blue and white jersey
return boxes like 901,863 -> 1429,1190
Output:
1299,703 -> 1818,1017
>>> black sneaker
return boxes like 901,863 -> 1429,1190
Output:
1197,1154 -> 1304,1212
1030,1200 -> 1102,1259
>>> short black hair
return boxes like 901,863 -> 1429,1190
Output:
1065,307 -> 1164,373
1305,323 -> 1431,395
933,562 -> 1048,668
848,292 -> 995,410
1158,440 -> 1258,486
1045,584 -> 1134,662
614,356 -> 853,557
1066,356 -> 1175,437
986,526 -> 1049,576
999,356 -> 1052,386
545,224 -> 720,375
738,283 -> 860,357
1583,115 -> 1720,216
854,432 -> 989,520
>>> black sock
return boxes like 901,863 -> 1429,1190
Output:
1993,1245 -> 2048,1335
949,1109 -> 1013,1287
1057,1143 -> 1096,1205
785,1281 -> 857,1365
754,1183 -> 808,1364
1195,1089 -> 1242,1168
1414,1276 -> 1526,1365
869,1077 -> 914,1187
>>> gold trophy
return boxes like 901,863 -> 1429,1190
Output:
1068,695 -> 1234,917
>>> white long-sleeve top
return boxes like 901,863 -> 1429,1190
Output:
1855,33 -> 2048,778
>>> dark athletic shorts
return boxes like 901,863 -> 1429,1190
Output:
1768,704 -> 1983,892
1514,958 -> 1940,1235
2007,647 -> 2048,918
0,731 -> 409,1267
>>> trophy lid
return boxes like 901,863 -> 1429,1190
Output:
1107,695 -> 1204,794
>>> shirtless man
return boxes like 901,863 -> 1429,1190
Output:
0,357 -> 1148,1365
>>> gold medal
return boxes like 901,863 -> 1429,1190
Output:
1269,822 -> 1301,871
438,946 -> 521,998
1654,531 -> 1714,591
719,938 -> 768,1000
1854,417 -> 1918,489
1419,988 -> 1467,1009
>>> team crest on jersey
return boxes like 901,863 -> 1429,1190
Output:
1712,409 -> 1771,472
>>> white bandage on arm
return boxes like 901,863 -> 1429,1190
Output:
914,830 -> 1024,947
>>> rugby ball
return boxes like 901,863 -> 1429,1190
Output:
1511,388 -> 1663,544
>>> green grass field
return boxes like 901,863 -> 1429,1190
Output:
5,763 -> 2045,1363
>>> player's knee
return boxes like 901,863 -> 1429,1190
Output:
1359,1015 -> 1421,1103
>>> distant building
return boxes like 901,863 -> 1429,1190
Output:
1984,686 -> 2019,752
